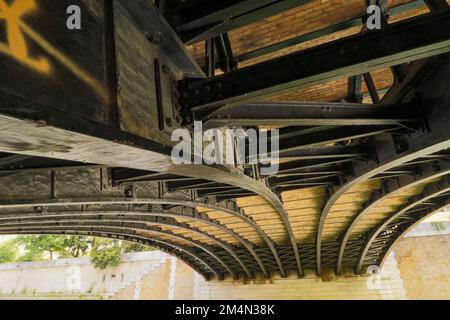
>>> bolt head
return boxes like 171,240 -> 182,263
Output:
166,117 -> 175,127
146,31 -> 164,44
161,65 -> 170,74
124,189 -> 133,198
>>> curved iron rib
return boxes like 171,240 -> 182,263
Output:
336,160 -> 450,274
0,93 -> 298,275
355,175 -> 450,273
317,136 -> 450,274
96,208 -> 267,276
0,221 -> 239,278
0,197 -> 285,276
0,229 -> 220,279
0,213 -> 253,278
317,58 -> 450,274
177,200 -> 286,276
212,175 -> 302,276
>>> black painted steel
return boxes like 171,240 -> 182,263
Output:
336,160 -> 450,274
0,228 -> 220,279
356,175 -> 450,273
180,10 -> 450,110
201,102 -> 419,128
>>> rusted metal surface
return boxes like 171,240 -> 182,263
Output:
1,1 -> 450,280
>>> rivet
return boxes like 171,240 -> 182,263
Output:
161,65 -> 170,74
166,117 -> 175,127
146,31 -> 164,44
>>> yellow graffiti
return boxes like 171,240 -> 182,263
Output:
0,0 -> 50,73
19,22 -> 109,103
0,0 -> 109,103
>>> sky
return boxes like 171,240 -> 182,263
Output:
0,235 -> 16,244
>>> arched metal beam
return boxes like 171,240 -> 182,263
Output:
336,159 -> 450,274
317,94 -> 450,273
317,57 -> 450,274
317,151 -> 450,275
0,211 -> 254,278
355,175 -> 450,273
0,95 -> 299,274
191,200 -> 286,276
210,186 -> 301,276
376,205 -> 450,271
31,206 -> 269,277
0,218 -> 245,277
0,197 -> 285,276
0,221 -> 239,278
99,176 -> 299,274
0,228 -> 218,280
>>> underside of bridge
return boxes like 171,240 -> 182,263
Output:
0,0 -> 450,280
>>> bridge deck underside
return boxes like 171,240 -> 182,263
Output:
0,0 -> 449,280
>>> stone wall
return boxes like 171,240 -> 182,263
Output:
0,251 -> 169,299
171,251 -> 408,300
393,236 -> 450,299
0,235 -> 448,300
168,235 -> 449,300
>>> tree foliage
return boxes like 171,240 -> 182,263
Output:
431,221 -> 447,232
89,239 -> 152,270
15,235 -> 66,260
89,239 -> 121,270
121,241 -> 151,254
15,246 -> 44,263
63,236 -> 91,258
0,235 -> 153,269
0,240 -> 18,264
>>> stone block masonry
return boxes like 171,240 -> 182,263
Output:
0,235 -> 448,300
